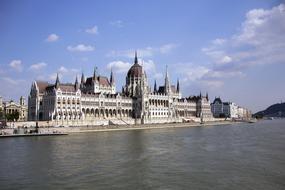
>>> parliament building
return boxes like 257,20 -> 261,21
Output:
28,52 -> 213,126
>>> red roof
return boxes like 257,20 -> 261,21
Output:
127,62 -> 143,77
98,76 -> 110,86
59,84 -> 76,92
35,81 -> 50,93
85,76 -> 111,86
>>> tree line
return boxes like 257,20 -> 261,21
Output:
0,110 -> 20,121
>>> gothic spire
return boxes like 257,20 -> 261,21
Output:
206,92 -> 209,101
154,80 -> 157,92
164,65 -> 170,94
93,66 -> 97,80
75,75 -> 79,90
55,73 -> 60,89
81,72 -> 85,84
110,68 -> 114,85
176,78 -> 180,93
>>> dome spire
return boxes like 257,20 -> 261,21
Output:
134,51 -> 138,64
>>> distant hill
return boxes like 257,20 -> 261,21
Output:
254,102 -> 285,118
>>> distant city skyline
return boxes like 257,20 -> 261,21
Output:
0,0 -> 284,112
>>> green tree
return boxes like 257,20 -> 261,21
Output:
13,111 -> 20,121
5,111 -> 20,121
0,109 -> 3,120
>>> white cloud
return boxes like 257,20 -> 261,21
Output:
153,73 -> 163,79
220,56 -> 232,64
49,73 -> 60,81
110,20 -> 124,28
29,62 -> 47,71
139,59 -> 155,72
174,61 -> 245,90
1,77 -> 25,85
85,25 -> 98,34
46,34 -> 59,42
200,80 -> 224,88
178,64 -> 210,81
9,60 -> 23,72
188,3 -> 285,92
203,3 -> 285,73
67,44 -> 95,52
107,61 -> 131,73
212,38 -> 227,45
107,43 -> 178,58
159,43 -> 178,54
58,66 -> 79,74
58,66 -> 68,73
106,58 -> 162,82
48,66 -> 80,82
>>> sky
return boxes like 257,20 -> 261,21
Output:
0,0 -> 284,112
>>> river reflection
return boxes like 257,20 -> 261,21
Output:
0,120 -> 285,190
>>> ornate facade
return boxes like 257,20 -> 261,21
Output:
28,52 -> 213,125
0,96 -> 28,121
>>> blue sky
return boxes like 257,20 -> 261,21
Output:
0,0 -> 284,112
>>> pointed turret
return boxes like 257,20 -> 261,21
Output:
81,72 -> 85,84
154,80 -> 157,92
206,92 -> 209,101
55,73 -> 60,89
164,65 -> 170,94
199,91 -> 202,98
110,68 -> 115,85
20,96 -> 25,106
75,75 -> 79,90
93,66 -> 97,80
176,78 -> 180,93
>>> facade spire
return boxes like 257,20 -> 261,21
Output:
110,68 -> 114,85
93,66 -> 97,80
134,51 -> 138,64
206,92 -> 209,101
164,65 -> 170,94
75,75 -> 79,90
177,78 -> 180,93
81,72 -> 85,84
55,73 -> 60,89
154,80 -> 157,92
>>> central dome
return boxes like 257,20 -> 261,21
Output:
127,52 -> 143,77
127,62 -> 142,77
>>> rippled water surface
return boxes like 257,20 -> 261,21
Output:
1,120 -> 285,190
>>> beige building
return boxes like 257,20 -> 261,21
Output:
0,96 -> 28,121
211,97 -> 251,119
28,52 -> 213,125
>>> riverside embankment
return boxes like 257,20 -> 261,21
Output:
36,120 -> 237,134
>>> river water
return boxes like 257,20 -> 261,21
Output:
0,120 -> 285,190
